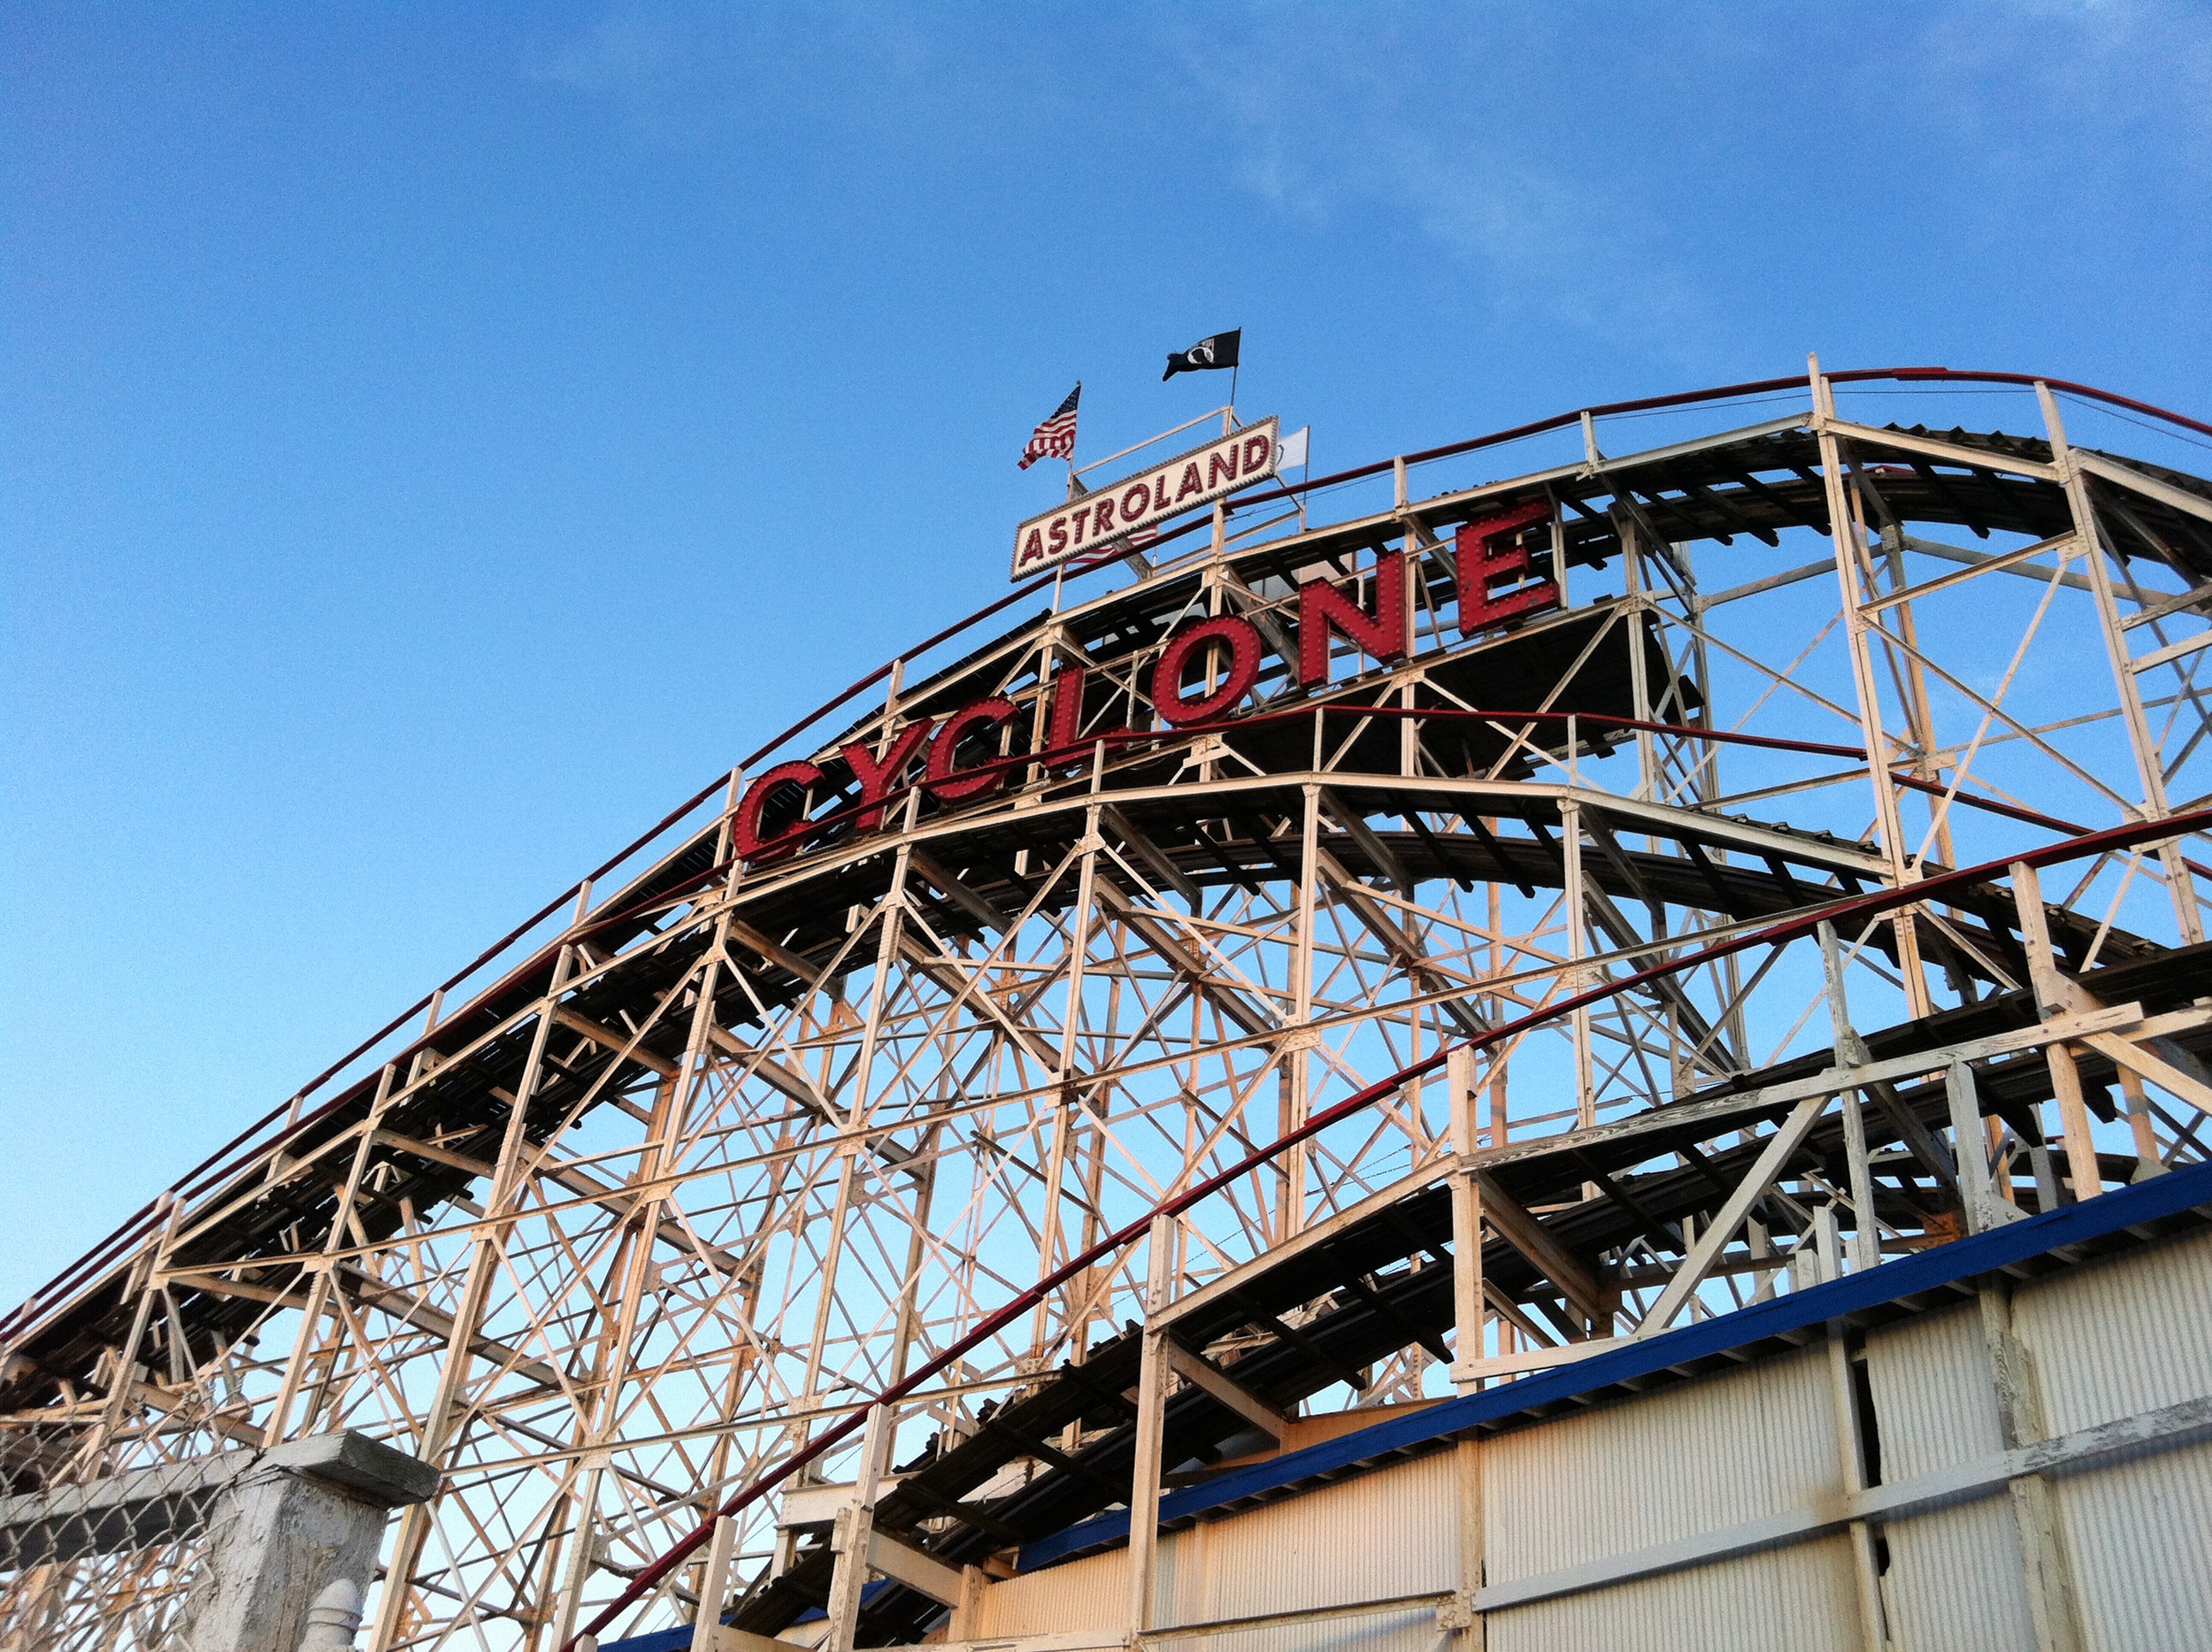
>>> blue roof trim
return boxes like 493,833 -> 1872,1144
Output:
1019,1156 -> 2212,1571
598,1630 -> 694,1652
601,1580 -> 891,1652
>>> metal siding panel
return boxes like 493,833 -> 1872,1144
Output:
1147,1608 -> 1439,1652
1485,1541 -> 1862,1652
1864,1303 -> 2036,1649
972,1546 -> 1126,1639
1879,1498 -> 2037,1652
2015,1228 -> 2212,1651
976,1451 -> 1456,1646
976,1233 -> 2212,1652
2055,1440 -> 2212,1652
1864,1302 -> 2007,1474
2014,1228 -> 2212,1434
1482,1343 -> 1839,1585
1156,1447 -> 1456,1630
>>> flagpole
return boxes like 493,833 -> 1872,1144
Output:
1065,380 -> 1081,501
1229,363 -> 1240,422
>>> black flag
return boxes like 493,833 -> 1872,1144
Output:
1163,328 -> 1241,380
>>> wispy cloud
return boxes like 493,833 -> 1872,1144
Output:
1144,7 -> 1755,361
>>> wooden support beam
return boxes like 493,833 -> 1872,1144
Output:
728,920 -> 826,990
908,849 -> 1013,934
1091,878 -> 1278,1039
1162,1341 -> 1293,1439
2079,1032 -> 2212,1117
374,1131 -> 495,1180
864,1527 -> 967,1609
1471,1172 -> 1606,1329
1638,1089 -> 1830,1335
556,1008 -> 680,1078
1318,799 -> 1411,893
895,933 -> 1067,1073
1310,845 -> 1486,1040
1101,804 -> 1203,904
703,1631 -> 812,1652
335,1267 -> 566,1392
2012,862 -> 2111,1197
705,1026 -> 834,1120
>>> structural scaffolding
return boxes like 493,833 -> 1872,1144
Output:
6,363 -> 2212,1652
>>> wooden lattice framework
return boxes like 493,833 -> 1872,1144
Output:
7,363 -> 2212,1652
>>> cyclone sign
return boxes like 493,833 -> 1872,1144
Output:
741,497 -> 1559,866
1012,417 -> 1280,579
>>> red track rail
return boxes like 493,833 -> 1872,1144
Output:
6,367 -> 2203,1354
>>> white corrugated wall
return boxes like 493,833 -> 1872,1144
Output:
2016,1227 -> 2212,1652
1480,1343 -> 1862,1652
1151,1448 -> 1455,1652
977,1452 -> 1455,1649
970,1545 -> 1127,1639
1864,1302 -> 2037,1650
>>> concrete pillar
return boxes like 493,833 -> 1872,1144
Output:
177,1434 -> 433,1652
0,1432 -> 434,1652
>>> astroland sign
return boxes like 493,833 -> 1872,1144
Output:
1012,417 -> 1280,579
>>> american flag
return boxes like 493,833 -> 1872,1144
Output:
1018,382 -> 1080,470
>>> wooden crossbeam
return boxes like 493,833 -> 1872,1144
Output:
1162,1341 -> 1293,1439
1470,1173 -> 1607,1329
555,1008 -> 679,1079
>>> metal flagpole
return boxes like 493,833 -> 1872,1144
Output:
1064,380 -> 1082,501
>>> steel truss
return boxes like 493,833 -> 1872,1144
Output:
8,365 -> 2212,1652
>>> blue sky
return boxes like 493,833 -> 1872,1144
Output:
4,2 -> 2210,1306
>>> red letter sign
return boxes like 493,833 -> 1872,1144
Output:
927,697 -> 1019,802
1456,502 -> 1557,634
733,760 -> 823,864
1296,552 -> 1408,688
840,722 -> 935,833
1153,615 -> 1264,726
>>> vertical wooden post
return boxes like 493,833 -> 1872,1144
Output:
824,1403 -> 894,1652
1819,922 -> 1880,1274
2009,861 -> 2103,1201
1559,799 -> 1594,1131
371,946 -> 574,1652
805,847 -> 915,1398
1978,1280 -> 2086,1652
1815,1209 -> 1892,1652
693,1513 -> 741,1644
949,1564 -> 992,1643
1812,353 -> 1933,1022
2037,381 -> 2203,945
1032,807 -> 1103,1361
1452,1435 -> 1486,1648
1126,1213 -> 1175,1641
1448,1046 -> 1485,1395
1281,788 -> 1321,1240
1946,1060 -> 2010,1235
2114,1068 -> 2164,1175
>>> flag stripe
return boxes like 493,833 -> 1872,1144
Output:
1018,383 -> 1081,469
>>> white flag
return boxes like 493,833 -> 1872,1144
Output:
1279,425 -> 1310,469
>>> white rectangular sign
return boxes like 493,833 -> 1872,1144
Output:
1012,416 -> 1280,580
